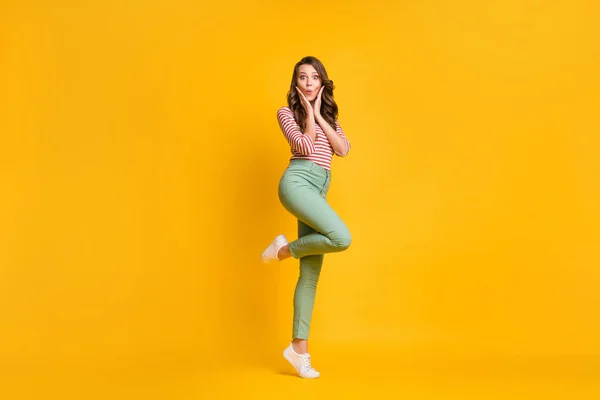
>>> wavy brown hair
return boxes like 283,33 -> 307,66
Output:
286,56 -> 339,132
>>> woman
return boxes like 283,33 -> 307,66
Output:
261,56 -> 352,379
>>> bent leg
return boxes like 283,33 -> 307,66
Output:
279,183 -> 351,259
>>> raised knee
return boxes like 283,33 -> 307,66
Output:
332,230 -> 352,251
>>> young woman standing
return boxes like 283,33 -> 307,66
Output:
261,56 -> 352,379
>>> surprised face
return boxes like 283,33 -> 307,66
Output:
296,64 -> 322,103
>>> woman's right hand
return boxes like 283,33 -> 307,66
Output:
296,87 -> 313,116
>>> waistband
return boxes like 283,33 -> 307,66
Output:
287,159 -> 330,176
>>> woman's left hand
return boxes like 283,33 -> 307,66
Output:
313,87 -> 324,118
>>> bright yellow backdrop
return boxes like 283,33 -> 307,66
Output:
1,0 -> 599,398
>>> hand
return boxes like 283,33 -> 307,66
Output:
296,86 -> 313,115
313,87 -> 324,118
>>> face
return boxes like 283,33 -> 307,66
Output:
296,64 -> 322,102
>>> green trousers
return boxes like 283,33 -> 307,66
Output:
278,159 -> 352,340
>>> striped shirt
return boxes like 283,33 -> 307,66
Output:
277,106 -> 350,170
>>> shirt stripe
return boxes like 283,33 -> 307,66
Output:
277,106 -> 350,170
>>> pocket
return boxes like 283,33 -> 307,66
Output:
321,177 -> 331,197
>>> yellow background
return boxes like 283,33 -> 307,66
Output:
1,0 -> 599,398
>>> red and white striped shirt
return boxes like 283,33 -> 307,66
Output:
277,106 -> 350,170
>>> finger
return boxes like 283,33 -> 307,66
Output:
297,90 -> 309,104
316,88 -> 323,102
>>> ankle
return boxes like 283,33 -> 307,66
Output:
292,339 -> 308,354
277,245 -> 290,260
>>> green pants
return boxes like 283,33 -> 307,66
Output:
278,159 -> 352,340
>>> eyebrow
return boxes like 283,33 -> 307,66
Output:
299,73 -> 319,76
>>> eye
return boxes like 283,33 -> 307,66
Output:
300,76 -> 306,80
313,76 -> 319,80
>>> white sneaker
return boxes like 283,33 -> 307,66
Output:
283,343 -> 320,379
261,234 -> 288,263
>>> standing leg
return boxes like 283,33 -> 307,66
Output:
293,219 -> 323,345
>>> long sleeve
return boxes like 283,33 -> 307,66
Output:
334,120 -> 351,157
277,107 -> 315,156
